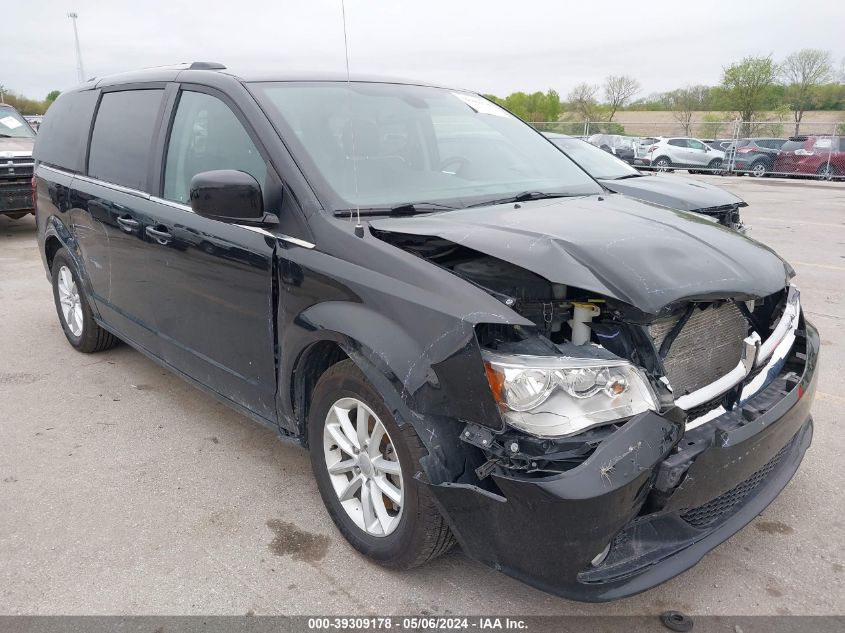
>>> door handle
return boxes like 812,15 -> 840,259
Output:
116,216 -> 139,232
146,225 -> 173,245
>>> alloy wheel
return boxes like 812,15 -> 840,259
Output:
751,162 -> 766,177
655,159 -> 670,172
323,397 -> 404,537
57,265 -> 83,337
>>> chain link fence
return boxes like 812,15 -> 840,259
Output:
530,119 -> 844,180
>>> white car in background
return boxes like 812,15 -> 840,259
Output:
634,137 -> 725,174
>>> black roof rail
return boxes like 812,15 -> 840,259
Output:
188,61 -> 226,70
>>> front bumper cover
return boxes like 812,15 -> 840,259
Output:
427,320 -> 819,601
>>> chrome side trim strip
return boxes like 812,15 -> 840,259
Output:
235,224 -> 316,249
675,332 -> 761,411
36,164 -> 74,178
276,234 -> 316,249
36,164 -> 317,249
73,173 -> 151,200
37,165 -> 151,199
150,196 -> 192,212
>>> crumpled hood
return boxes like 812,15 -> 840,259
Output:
599,174 -> 744,212
371,195 -> 790,315
0,137 -> 35,154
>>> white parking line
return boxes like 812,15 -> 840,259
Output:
746,217 -> 845,230
792,261 -> 845,272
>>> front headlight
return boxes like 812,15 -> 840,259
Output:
482,351 -> 657,438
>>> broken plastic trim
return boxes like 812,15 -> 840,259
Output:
676,288 -> 800,414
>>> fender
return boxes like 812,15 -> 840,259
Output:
42,215 -> 103,319
286,319 -> 476,487
289,300 -> 505,436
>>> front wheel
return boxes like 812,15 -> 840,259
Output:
308,360 -> 455,569
51,248 -> 120,353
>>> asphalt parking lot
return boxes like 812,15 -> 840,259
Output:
1,176 -> 843,616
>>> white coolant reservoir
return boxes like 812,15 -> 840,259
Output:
569,302 -> 601,345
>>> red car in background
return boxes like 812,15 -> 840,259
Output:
773,136 -> 845,180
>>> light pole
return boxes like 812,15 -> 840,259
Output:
67,12 -> 85,83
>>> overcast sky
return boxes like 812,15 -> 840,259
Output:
4,0 -> 844,100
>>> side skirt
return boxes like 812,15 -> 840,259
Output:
93,317 -> 302,447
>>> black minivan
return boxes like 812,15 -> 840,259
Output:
34,63 -> 818,602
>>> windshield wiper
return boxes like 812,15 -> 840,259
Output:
333,202 -> 459,218
0,134 -> 13,138
612,174 -> 643,180
465,191 -> 575,208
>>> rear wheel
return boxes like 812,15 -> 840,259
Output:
51,248 -> 120,353
707,158 -> 724,175
817,163 -> 836,181
750,160 -> 768,178
308,360 -> 454,569
653,156 -> 672,172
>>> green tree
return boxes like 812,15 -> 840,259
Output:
780,49 -> 834,135
544,89 -> 562,122
700,112 -> 726,139
721,55 -> 778,135
45,90 -> 61,105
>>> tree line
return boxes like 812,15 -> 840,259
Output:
0,87 -> 61,115
485,49 -> 845,136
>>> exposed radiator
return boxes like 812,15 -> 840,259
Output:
649,303 -> 748,396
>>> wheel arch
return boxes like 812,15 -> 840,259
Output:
285,300 -> 501,449
43,217 -> 100,318
291,338 -> 350,441
44,234 -> 63,272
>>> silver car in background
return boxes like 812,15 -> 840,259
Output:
634,137 -> 726,174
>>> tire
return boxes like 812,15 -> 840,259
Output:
51,248 -> 120,353
653,156 -> 672,172
817,164 -> 836,181
749,160 -> 768,178
707,159 -> 723,175
308,360 -> 455,569
5,212 -> 29,220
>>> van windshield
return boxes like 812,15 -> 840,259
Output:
250,81 -> 601,211
548,136 -> 639,180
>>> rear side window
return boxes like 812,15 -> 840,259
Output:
88,89 -> 164,191
668,139 -> 687,147
32,90 -> 98,172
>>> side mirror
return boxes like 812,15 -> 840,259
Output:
189,170 -> 264,223
705,146 -> 711,152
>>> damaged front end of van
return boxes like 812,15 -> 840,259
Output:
362,195 -> 818,602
